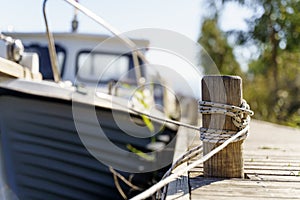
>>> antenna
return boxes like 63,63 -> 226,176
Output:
71,0 -> 79,32
43,0 -> 148,85
62,0 -> 148,86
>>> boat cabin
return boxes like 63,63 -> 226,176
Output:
4,32 -> 149,87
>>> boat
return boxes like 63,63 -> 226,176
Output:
0,1 -> 180,199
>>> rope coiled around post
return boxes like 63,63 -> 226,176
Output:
199,100 -> 254,143
130,99 -> 253,200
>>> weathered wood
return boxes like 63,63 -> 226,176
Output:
202,75 -> 244,178
166,126 -> 190,200
165,118 -> 300,199
190,177 -> 300,199
186,119 -> 300,199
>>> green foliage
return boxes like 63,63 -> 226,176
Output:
199,19 -> 243,76
199,0 -> 300,127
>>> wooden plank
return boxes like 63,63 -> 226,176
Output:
246,174 -> 300,182
191,187 -> 300,198
190,178 -> 300,199
188,160 -> 300,169
192,194 -> 300,200
165,89 -> 300,200
245,165 -> 300,171
190,166 -> 300,174
245,169 -> 300,176
166,176 -> 189,200
190,178 -> 300,188
166,125 -> 190,200
166,96 -> 201,199
187,118 -> 300,199
244,156 -> 300,161
191,196 -> 300,200
245,152 -> 300,157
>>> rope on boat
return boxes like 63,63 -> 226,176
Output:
130,100 -> 253,200
109,166 -> 143,200
128,107 -> 200,131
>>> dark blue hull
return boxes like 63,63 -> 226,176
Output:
0,89 -> 177,199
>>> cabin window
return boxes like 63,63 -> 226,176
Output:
24,44 -> 66,80
56,51 -> 65,73
76,51 -> 131,83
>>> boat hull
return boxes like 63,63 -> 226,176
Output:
0,88 -> 177,199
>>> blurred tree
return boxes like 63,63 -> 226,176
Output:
199,18 -> 242,76
198,1 -> 243,76
199,0 -> 300,127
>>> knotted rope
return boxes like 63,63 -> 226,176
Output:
199,100 -> 253,143
130,99 -> 253,200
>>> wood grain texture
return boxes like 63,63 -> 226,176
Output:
166,112 -> 200,200
202,76 -> 244,178
187,120 -> 300,199
166,75 -> 300,199
166,119 -> 300,199
166,126 -> 190,200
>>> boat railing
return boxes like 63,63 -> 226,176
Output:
42,0 -> 148,87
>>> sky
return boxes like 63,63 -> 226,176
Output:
0,0 -> 251,97
0,0 -> 251,42
0,0 -> 202,40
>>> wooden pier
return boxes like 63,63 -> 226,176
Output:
166,119 -> 300,199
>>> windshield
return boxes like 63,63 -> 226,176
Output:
76,51 -> 141,84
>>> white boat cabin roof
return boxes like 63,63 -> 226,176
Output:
4,32 -> 149,84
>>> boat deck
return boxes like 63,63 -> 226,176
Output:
166,120 -> 300,199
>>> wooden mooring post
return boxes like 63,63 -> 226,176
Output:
202,75 -> 244,178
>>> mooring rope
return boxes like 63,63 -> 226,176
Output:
128,106 -> 200,131
109,166 -> 143,200
199,100 -> 253,143
130,100 -> 253,200
158,144 -> 203,200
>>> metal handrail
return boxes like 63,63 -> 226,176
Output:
43,0 -> 61,83
42,0 -> 148,85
